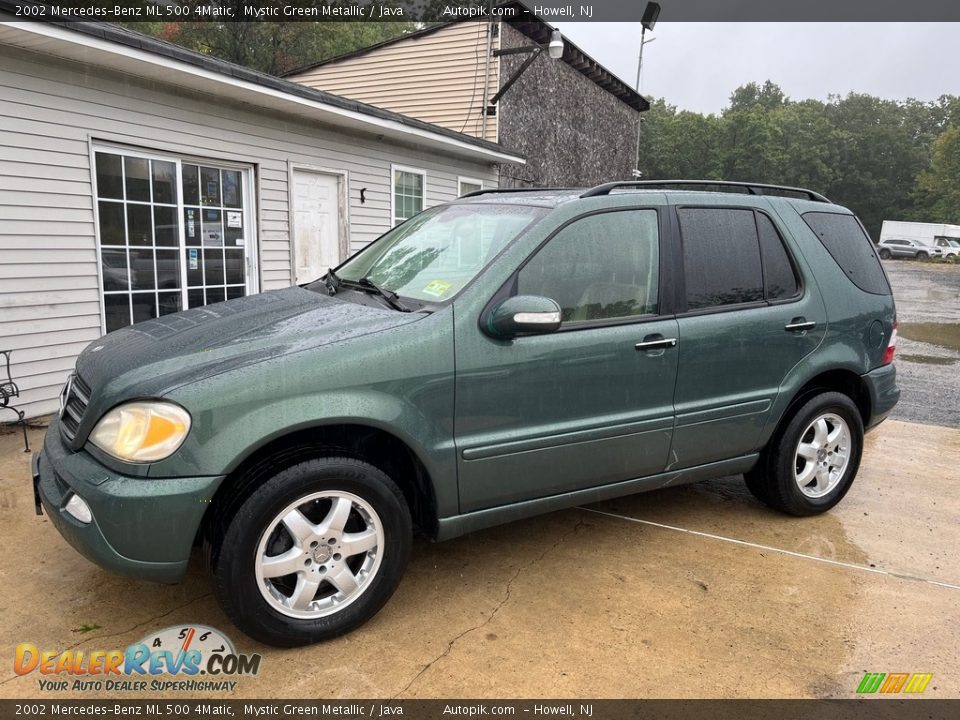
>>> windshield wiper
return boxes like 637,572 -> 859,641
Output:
324,267 -> 341,295
355,277 -> 412,313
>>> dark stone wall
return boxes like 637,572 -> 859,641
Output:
497,23 -> 640,188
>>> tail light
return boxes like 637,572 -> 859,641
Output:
882,319 -> 898,366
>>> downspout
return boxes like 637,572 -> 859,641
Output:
481,13 -> 494,141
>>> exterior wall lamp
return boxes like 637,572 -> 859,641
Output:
485,29 -> 564,116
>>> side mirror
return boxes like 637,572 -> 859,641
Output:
485,295 -> 562,339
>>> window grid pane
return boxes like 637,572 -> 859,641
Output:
95,151 -> 249,332
394,169 -> 425,225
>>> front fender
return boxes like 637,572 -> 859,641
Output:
150,386 -> 458,517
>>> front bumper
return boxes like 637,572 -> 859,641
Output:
33,417 -> 225,584
862,363 -> 900,430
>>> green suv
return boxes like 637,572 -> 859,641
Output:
33,181 -> 899,646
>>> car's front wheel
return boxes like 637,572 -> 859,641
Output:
917,251 -> 929,260
210,457 -> 412,646
878,248 -> 891,259
744,392 -> 863,516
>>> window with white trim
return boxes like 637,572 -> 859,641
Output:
392,166 -> 425,226
93,148 -> 254,333
458,177 -> 483,197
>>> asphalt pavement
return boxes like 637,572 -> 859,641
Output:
882,260 -> 960,428
2,417 -> 959,699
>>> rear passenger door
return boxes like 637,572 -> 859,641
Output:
670,202 -> 827,469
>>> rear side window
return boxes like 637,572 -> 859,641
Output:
757,213 -> 799,300
678,208 -> 764,310
802,212 -> 891,295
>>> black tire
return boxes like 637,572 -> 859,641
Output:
878,248 -> 891,259
917,251 -> 929,260
744,392 -> 863,516
209,457 -> 412,647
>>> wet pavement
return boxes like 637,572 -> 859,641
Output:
882,261 -> 960,427
1,421 -> 958,699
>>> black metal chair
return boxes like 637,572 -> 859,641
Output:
0,350 -> 30,453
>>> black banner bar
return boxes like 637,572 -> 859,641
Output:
1,700 -> 959,720
5,0 -> 960,23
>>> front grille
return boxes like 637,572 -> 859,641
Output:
60,374 -> 91,442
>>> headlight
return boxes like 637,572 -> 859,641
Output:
89,401 -> 191,463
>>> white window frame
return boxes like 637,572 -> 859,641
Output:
391,163 -> 427,227
89,141 -> 259,335
458,176 -> 485,197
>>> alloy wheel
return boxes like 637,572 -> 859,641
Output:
254,491 -> 384,619
794,412 -> 852,498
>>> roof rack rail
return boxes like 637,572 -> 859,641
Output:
459,187 -> 572,198
579,180 -> 831,203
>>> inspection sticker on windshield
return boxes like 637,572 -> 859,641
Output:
423,280 -> 452,298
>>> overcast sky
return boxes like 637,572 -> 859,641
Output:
558,23 -> 959,114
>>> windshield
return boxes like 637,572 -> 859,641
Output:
323,203 -> 544,303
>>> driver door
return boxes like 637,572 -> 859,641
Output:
453,208 -> 679,513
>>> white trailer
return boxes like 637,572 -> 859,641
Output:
880,220 -> 960,257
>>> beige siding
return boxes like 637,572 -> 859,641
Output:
289,23 -> 500,143
0,44 -> 497,418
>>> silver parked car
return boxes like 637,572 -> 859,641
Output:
877,237 -> 943,260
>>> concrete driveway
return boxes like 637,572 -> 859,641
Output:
1,419 -> 957,699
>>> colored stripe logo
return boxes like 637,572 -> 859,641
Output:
857,672 -> 933,694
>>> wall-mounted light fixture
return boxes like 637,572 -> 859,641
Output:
485,29 -> 564,116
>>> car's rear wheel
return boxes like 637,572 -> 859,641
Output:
744,392 -> 863,516
878,248 -> 891,259
209,457 -> 411,646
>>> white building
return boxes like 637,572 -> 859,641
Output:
0,16 -> 523,417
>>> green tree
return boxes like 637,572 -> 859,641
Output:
638,82 -> 960,238
913,126 -> 960,224
117,1 -> 415,76
775,99 -> 841,190
728,80 -> 786,113
823,93 -> 929,236
637,99 -> 723,179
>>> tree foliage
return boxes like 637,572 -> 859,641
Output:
638,81 -> 960,237
913,126 -> 960,224
118,15 -> 414,77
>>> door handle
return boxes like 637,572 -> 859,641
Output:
785,318 -> 816,332
635,337 -> 678,351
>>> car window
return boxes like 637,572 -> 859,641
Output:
516,210 -> 660,322
678,208 -> 764,310
756,212 -> 799,300
329,203 -> 544,303
802,212 -> 891,295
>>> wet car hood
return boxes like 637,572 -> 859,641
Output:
75,287 -> 422,396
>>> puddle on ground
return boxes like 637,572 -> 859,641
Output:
898,322 -> 960,352
898,353 -> 958,366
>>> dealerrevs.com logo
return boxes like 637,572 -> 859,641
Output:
14,625 -> 262,693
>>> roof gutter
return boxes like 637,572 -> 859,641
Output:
0,20 -> 525,165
